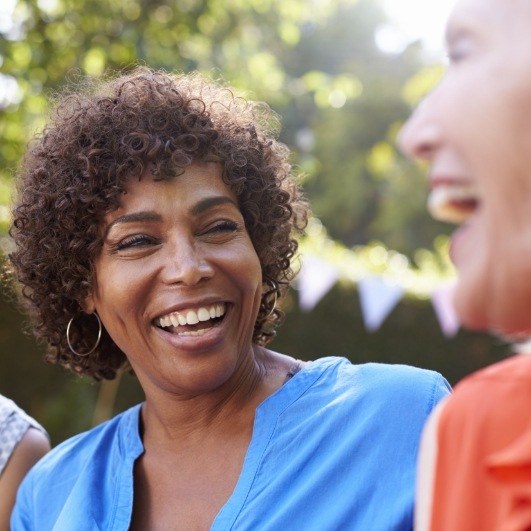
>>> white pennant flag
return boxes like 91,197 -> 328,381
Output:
298,255 -> 339,312
358,276 -> 404,332
431,281 -> 460,337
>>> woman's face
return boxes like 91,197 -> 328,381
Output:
399,0 -> 531,336
85,162 -> 263,397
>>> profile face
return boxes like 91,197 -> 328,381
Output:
85,162 -> 263,396
399,0 -> 531,336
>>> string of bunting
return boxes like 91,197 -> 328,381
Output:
296,218 -> 460,337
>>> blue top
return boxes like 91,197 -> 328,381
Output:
12,357 -> 450,530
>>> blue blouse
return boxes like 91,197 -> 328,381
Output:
12,357 -> 450,530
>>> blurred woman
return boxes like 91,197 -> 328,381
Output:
7,68 -> 449,530
399,0 -> 531,529
0,395 -> 49,530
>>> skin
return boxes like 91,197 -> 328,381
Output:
0,428 -> 50,530
399,0 -> 531,337
85,162 -> 299,529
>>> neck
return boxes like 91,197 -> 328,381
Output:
139,346 -> 279,443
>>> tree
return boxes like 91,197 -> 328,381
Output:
0,0 -> 503,441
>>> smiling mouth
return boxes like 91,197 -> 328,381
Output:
428,182 -> 480,224
154,303 -> 227,337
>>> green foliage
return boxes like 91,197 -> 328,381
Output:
0,0 -> 500,442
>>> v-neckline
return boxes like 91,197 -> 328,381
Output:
123,358 -> 336,530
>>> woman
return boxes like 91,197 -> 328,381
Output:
0,396 -> 49,530
8,68 -> 449,530
399,0 -> 531,529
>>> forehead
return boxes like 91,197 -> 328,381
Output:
109,162 -> 236,218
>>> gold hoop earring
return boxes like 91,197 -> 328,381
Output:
66,313 -> 102,357
262,280 -> 279,319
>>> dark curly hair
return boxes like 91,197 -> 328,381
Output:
8,67 -> 308,380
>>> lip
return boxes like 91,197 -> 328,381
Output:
153,317 -> 228,353
429,174 -> 473,188
151,298 -> 232,353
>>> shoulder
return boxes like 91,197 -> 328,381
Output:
0,396 -> 48,476
0,427 -> 50,505
324,357 -> 449,399
454,353 -> 531,390
21,404 -> 140,490
308,356 -> 450,417
437,354 -> 531,433
10,428 -> 50,464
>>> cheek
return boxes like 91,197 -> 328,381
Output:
230,244 -> 263,307
92,261 -> 152,325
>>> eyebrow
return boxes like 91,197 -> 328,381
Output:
445,10 -> 477,48
104,211 -> 161,238
104,196 -> 239,237
190,196 -> 238,216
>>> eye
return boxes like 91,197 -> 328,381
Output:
113,234 -> 159,251
206,220 -> 239,234
447,47 -> 466,64
446,34 -> 475,65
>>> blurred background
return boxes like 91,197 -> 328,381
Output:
0,0 -> 507,445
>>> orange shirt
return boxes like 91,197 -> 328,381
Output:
419,354 -> 531,531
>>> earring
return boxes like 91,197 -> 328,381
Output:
66,313 -> 102,357
262,279 -> 279,319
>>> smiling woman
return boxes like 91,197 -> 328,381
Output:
6,68 -> 449,530
399,0 -> 531,528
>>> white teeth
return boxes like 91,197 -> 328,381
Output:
428,183 -> 479,224
197,308 -> 210,322
156,303 -> 227,330
186,310 -> 199,325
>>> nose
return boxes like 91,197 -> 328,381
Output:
161,240 -> 214,286
398,96 -> 441,162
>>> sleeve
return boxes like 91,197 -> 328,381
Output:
429,373 -> 452,413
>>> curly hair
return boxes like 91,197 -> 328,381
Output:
8,67 -> 308,380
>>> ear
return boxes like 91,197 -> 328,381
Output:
83,292 -> 96,314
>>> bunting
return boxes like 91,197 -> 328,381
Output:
358,276 -> 404,332
431,281 -> 460,337
293,219 -> 460,337
298,255 -> 339,312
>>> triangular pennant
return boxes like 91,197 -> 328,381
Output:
297,255 -> 339,312
358,276 -> 404,332
432,281 -> 460,337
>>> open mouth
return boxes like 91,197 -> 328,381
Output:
428,182 -> 480,224
154,302 -> 227,337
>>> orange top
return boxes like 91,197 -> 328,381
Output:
422,354 -> 531,531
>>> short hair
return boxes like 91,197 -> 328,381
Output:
9,68 -> 308,380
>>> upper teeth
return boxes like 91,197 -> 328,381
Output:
156,303 -> 226,328
428,183 -> 479,224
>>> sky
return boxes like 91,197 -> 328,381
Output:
379,0 -> 457,57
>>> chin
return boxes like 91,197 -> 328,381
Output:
455,289 -> 531,341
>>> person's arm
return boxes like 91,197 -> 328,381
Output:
0,427 -> 50,531
415,398 -> 447,531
